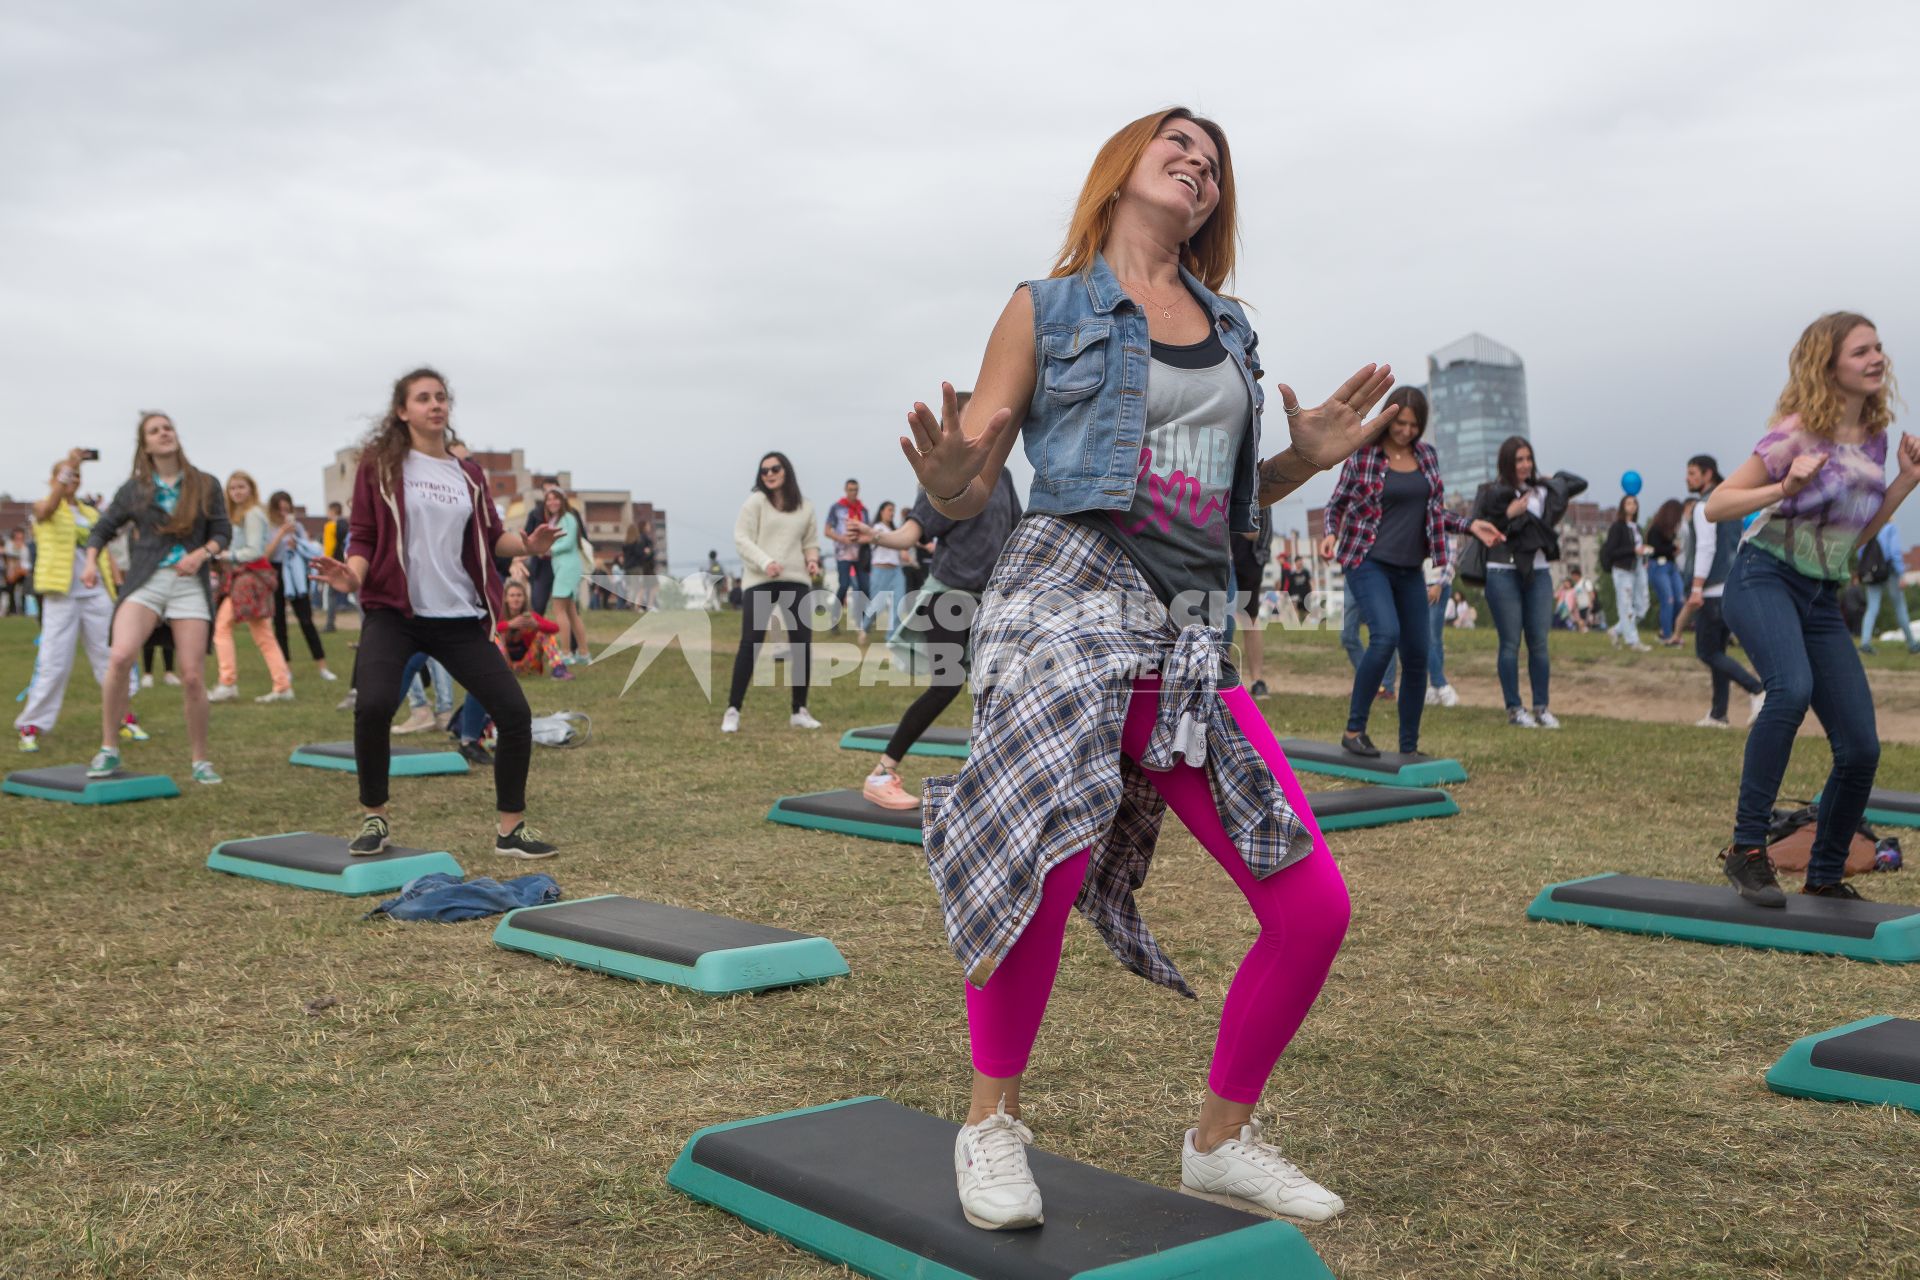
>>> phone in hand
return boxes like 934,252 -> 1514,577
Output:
80,449 -> 100,461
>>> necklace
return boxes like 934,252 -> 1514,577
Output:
1123,277 -> 1184,321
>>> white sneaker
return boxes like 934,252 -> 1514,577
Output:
1423,686 -> 1438,706
1507,707 -> 1538,729
1748,691 -> 1767,726
1533,708 -> 1561,730
319,668 -> 339,682
1628,640 -> 1653,653
162,672 -> 182,687
140,673 -> 154,689
207,683 -> 239,703
1695,714 -> 1732,729
1436,683 -> 1459,707
790,708 -> 822,730
392,705 -> 435,734
1180,1120 -> 1345,1223
720,707 -> 740,733
254,689 -> 295,704
954,1105 -> 1043,1231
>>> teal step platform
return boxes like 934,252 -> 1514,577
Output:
1812,787 -> 1920,830
1527,873 -> 1920,962
840,723 -> 971,759
1766,1016 -> 1920,1113
206,832 -> 462,895
768,789 -> 923,845
289,740 -> 468,776
669,1097 -> 1333,1279
4,764 -> 179,805
1310,784 -> 1459,831
493,894 -> 847,994
1277,737 -> 1467,786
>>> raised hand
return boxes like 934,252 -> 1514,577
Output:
901,381 -> 1013,501
310,554 -> 355,594
525,522 -> 559,557
1276,364 -> 1396,470
1780,452 -> 1828,498
1898,433 -> 1920,480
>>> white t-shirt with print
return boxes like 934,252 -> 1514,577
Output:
402,452 -> 482,617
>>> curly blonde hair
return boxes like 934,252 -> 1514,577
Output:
1771,311 -> 1898,438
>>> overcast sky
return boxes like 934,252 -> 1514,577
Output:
5,0 -> 1917,570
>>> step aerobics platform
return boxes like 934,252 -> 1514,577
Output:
670,1098 -> 1332,1279
1766,1016 -> 1920,1113
3,764 -> 180,805
1527,873 -> 1920,962
1276,738 -> 1467,787
1308,785 -> 1459,831
767,789 -> 924,845
1860,788 -> 1920,830
492,894 -> 847,994
289,740 -> 469,776
206,832 -> 463,895
839,723 -> 972,759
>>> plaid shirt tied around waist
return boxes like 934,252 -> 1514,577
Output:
921,516 -> 1315,998
1323,442 -> 1470,571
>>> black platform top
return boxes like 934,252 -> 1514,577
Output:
1867,787 -> 1920,814
1307,785 -> 1447,816
1277,738 -> 1441,773
1809,1018 -> 1920,1085
297,741 -> 449,760
218,833 -> 443,872
776,789 -> 923,830
845,723 -> 971,747
1550,875 -> 1919,939
510,896 -> 810,966
691,1099 -> 1266,1278
9,765 -> 153,790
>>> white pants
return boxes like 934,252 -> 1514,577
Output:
1609,564 -> 1649,640
14,591 -> 123,734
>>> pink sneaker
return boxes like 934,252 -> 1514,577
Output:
862,769 -> 921,810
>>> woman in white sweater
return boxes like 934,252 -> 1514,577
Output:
724,451 -> 823,732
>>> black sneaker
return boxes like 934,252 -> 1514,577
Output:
1341,731 -> 1381,758
458,740 -> 495,768
349,815 -> 391,857
495,821 -> 558,860
1721,846 -> 1784,908
1802,881 -> 1866,901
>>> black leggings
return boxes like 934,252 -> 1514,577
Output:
352,610 -> 532,812
727,581 -> 814,712
273,585 -> 327,662
884,592 -> 972,760
143,623 -> 175,675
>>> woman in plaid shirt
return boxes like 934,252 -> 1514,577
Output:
1318,388 -> 1502,758
897,108 -> 1405,1232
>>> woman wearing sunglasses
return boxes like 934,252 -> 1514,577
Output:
723,451 -> 823,732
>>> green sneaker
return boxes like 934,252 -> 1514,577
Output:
87,746 -> 122,778
190,760 -> 223,786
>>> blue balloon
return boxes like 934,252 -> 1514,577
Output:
1621,470 -> 1643,496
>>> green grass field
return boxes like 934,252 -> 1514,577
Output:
4,612 -> 1917,1279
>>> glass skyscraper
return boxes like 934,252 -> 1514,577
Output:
1427,333 -> 1529,499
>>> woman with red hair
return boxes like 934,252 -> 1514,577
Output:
904,108 -> 1397,1230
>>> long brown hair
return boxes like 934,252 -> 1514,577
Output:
1648,498 -> 1684,543
1050,107 -> 1237,293
360,367 -> 455,488
131,410 -> 216,539
1772,311 -> 1898,438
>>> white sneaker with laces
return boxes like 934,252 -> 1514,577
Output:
790,707 -> 822,730
1180,1120 -> 1344,1223
720,707 -> 740,733
1423,686 -> 1438,706
1507,707 -> 1538,729
1748,691 -> 1766,726
254,689 -> 295,704
1695,714 -> 1731,729
953,1105 -> 1043,1231
1436,683 -> 1459,707
207,683 -> 239,703
319,668 -> 339,682
1533,708 -> 1561,730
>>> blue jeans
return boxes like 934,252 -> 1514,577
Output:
1723,545 -> 1879,884
1428,581 -> 1450,688
1341,581 -> 1396,694
834,559 -> 870,626
862,564 -> 907,631
1861,580 -> 1917,649
1484,568 -> 1553,711
1345,558 -> 1429,752
1648,560 -> 1683,639
401,652 -> 455,716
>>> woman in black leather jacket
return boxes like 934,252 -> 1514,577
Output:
1469,437 -> 1586,727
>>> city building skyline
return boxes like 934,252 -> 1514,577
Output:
1427,332 -> 1530,499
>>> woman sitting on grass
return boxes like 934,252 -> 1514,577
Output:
496,579 -> 571,679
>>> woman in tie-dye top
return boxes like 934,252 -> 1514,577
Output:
1708,312 -> 1920,906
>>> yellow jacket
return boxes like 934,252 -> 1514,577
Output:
33,499 -> 117,600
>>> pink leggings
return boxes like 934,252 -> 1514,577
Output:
965,678 -> 1351,1104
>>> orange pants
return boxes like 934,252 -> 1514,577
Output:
214,598 -> 292,691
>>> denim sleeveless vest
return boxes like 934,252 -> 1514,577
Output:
1020,253 -> 1264,533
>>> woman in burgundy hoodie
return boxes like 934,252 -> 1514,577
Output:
313,367 -> 561,861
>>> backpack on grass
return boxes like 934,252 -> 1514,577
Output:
1759,804 -> 1901,877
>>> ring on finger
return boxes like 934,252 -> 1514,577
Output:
1283,404 -> 1300,417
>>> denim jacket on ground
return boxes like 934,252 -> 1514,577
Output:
1021,253 -> 1264,533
